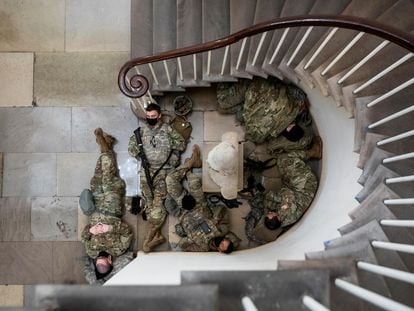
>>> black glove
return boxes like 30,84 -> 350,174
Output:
130,196 -> 141,215
222,198 -> 243,209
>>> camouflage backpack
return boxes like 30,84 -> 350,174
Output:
216,79 -> 250,114
170,115 -> 192,142
242,77 -> 303,144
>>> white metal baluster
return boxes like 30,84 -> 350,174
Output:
241,296 -> 258,311
385,175 -> 414,184
380,220 -> 414,228
207,51 -> 211,76
383,152 -> 414,164
304,28 -> 338,70
384,198 -> 414,206
377,130 -> 414,146
236,38 -> 248,70
163,60 -> 172,85
372,240 -> 414,254
148,63 -> 159,86
338,40 -> 389,84
357,261 -> 414,284
193,54 -> 197,80
335,279 -> 413,311
302,296 -> 330,311
252,31 -> 268,66
354,53 -> 414,94
287,26 -> 313,67
368,105 -> 414,129
269,28 -> 289,65
221,45 -> 230,75
177,57 -> 183,81
321,32 -> 364,76
367,77 -> 414,107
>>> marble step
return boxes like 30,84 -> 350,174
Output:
244,0 -> 285,78
176,0 -> 210,87
229,0 -> 256,79
357,147 -> 393,185
278,257 -> 362,311
356,165 -> 399,202
29,284 -> 219,311
260,0 -> 316,78
181,269 -> 330,311
354,96 -> 381,153
357,133 -> 387,169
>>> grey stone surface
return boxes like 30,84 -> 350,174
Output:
34,52 -> 130,107
204,111 -> 245,142
118,153 -> 140,197
0,107 -> 71,153
0,53 -> 33,107
71,105 -> 138,153
57,153 -> 98,197
180,111 -> 204,161
3,153 -> 57,197
0,198 -> 31,241
0,152 -> 2,196
31,197 -> 78,241
65,0 -> 130,52
0,0 -> 64,51
356,165 -> 398,202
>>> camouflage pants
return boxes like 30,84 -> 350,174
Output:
166,162 -> 206,209
90,152 -> 125,220
140,168 -> 168,229
264,151 -> 317,226
267,126 -> 313,156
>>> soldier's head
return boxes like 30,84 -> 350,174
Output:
145,103 -> 162,126
182,194 -> 196,211
94,251 -> 113,280
213,237 -> 234,254
264,212 -> 282,230
281,123 -> 304,142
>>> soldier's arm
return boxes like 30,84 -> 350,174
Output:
128,135 -> 141,158
225,232 -> 242,250
179,238 -> 208,252
81,224 -> 92,242
244,217 -> 268,245
168,126 -> 186,152
110,222 -> 133,257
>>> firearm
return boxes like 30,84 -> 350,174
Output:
134,127 -> 154,197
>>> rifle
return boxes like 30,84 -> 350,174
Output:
134,127 -> 154,197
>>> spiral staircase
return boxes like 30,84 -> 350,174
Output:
28,0 -> 414,310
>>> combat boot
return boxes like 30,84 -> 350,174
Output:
307,136 -> 323,160
147,231 -> 166,249
142,225 -> 157,253
185,144 -> 202,168
94,128 -> 111,153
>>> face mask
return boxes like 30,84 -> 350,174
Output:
146,118 -> 158,126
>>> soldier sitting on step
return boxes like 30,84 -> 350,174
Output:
244,137 -> 322,245
165,145 -> 241,253
81,128 -> 133,284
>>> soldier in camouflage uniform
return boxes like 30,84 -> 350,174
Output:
245,138 -> 322,245
128,103 -> 186,253
82,128 -> 133,282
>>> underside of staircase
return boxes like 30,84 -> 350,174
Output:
24,0 -> 414,310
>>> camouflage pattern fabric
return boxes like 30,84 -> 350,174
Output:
128,122 -> 186,228
216,79 -> 251,113
83,251 -> 134,285
243,77 -> 303,143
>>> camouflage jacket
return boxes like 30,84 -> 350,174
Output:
83,251 -> 134,285
128,122 -> 186,171
243,77 -> 302,143
81,218 -> 133,258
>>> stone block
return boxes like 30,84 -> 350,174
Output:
65,0 -> 130,52
31,197 -> 78,241
71,105 -> 138,153
52,242 -> 86,284
57,153 -> 97,197
180,111 -> 204,161
0,107 -> 71,152
0,198 -> 31,241
117,153 -> 140,197
3,153 -> 57,197
0,53 -> 33,107
0,0 -> 64,51
204,111 -> 245,142
0,285 -> 23,307
0,152 -> 2,196
34,52 -> 130,107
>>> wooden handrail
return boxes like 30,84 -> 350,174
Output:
119,14 -> 414,98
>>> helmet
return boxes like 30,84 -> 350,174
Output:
173,95 -> 193,116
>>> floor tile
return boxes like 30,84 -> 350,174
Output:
204,111 -> 245,142
0,0 -> 64,51
52,242 -> 86,284
0,198 -> 31,241
71,105 -> 138,153
180,111 -> 204,161
0,53 -> 33,107
77,206 -> 89,242
34,52 -> 130,107
118,153 -> 140,197
0,285 -> 23,307
122,208 -> 140,254
65,0 -> 130,52
0,107 -> 71,153
57,153 -> 97,197
226,200 -> 250,250
0,242 -> 54,284
3,153 -> 57,197
31,197 -> 78,241
0,152 -> 2,196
